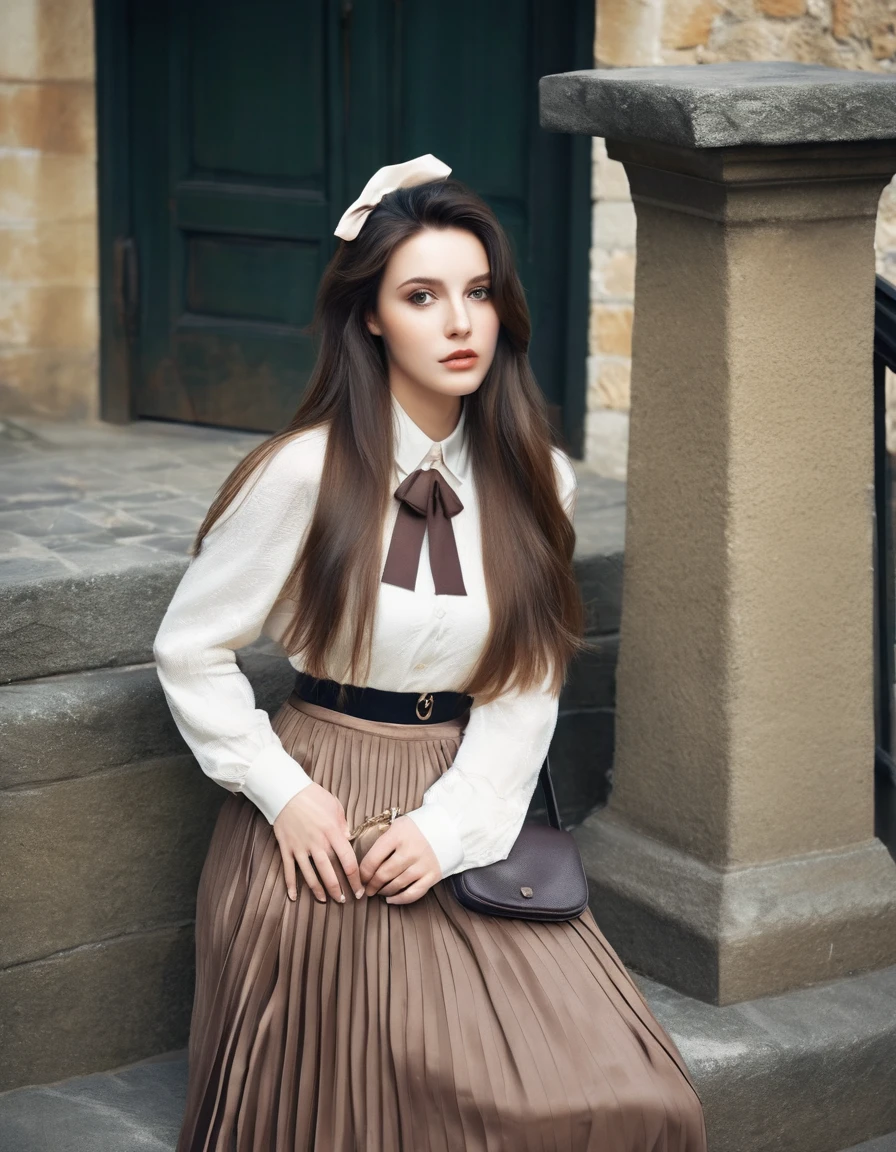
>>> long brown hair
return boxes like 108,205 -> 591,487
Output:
191,177 -> 588,705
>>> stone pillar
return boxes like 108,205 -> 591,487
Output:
541,62 -> 896,1006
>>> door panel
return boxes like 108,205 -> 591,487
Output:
399,1 -> 532,280
126,0 -> 590,437
188,0 -> 324,183
132,0 -> 340,430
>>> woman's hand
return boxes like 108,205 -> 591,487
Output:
359,815 -> 442,905
273,782 -> 364,904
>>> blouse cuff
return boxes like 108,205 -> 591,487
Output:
405,801 -> 466,879
240,744 -> 314,825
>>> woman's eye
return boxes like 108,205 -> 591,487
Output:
408,286 -> 490,306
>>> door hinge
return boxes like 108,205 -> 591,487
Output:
113,236 -> 139,344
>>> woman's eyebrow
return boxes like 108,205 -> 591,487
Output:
395,273 -> 492,290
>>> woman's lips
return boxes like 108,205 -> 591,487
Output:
440,353 -> 478,371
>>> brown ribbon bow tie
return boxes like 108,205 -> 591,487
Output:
381,466 -> 468,595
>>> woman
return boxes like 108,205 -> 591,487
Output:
154,155 -> 708,1151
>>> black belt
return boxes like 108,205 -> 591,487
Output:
292,670 -> 473,725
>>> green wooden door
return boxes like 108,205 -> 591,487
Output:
121,0 -> 591,442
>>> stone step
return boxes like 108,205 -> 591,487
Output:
0,414 -> 626,683
0,965 -> 894,1152
5,416 -> 893,1152
0,644 -> 616,1090
2,637 -> 617,829
637,961 -> 896,1152
0,650 -> 290,1091
0,532 -> 624,684
0,417 -> 626,1092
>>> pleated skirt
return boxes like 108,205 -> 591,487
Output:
176,691 -> 708,1152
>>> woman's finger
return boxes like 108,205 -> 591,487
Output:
384,878 -> 430,905
358,833 -> 395,887
363,848 -> 404,896
331,836 -> 365,899
280,844 -> 299,902
296,851 -> 327,903
312,847 -> 346,903
378,866 -> 420,897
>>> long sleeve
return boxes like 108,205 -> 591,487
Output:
405,449 -> 579,879
152,435 -> 322,824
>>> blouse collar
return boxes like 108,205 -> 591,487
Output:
390,390 -> 470,487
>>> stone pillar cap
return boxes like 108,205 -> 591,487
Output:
540,61 -> 896,149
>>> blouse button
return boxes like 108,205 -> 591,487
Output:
414,662 -> 426,671
435,608 -> 445,619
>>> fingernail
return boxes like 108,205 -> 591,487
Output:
355,889 -> 364,899
288,890 -> 296,901
339,891 -> 346,903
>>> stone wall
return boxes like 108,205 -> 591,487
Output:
1,0 -> 894,452
587,0 -> 896,473
0,0 -> 98,421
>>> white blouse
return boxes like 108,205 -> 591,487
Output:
152,391 -> 578,881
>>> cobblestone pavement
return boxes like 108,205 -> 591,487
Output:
0,416 -> 266,586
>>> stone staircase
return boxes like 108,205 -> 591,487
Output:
1,972 -> 896,1152
1,414 -> 894,1152
0,1026 -> 894,1152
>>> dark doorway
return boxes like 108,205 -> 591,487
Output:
97,0 -> 593,452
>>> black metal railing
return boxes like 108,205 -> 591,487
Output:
873,274 -> 896,852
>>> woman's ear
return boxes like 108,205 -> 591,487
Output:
365,311 -> 382,338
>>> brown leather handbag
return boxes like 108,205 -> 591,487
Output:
445,755 -> 590,922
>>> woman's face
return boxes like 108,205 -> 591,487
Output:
365,226 -> 500,403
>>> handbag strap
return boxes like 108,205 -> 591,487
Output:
539,754 -> 563,830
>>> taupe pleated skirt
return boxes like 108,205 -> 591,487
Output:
176,692 -> 708,1152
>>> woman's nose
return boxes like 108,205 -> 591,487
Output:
446,299 -> 472,336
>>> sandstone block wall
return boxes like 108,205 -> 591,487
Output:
0,0 -> 98,421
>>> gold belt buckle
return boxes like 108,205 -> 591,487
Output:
416,692 -> 434,720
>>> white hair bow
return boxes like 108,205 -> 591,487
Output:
333,154 -> 452,241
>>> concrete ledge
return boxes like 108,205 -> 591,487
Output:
0,559 -> 186,685
1,965 -> 895,1152
577,809 -> 896,1005
0,925 -> 196,1091
0,753 -> 223,970
0,651 -> 297,790
640,962 -> 896,1152
0,1051 -> 190,1152
0,641 -> 615,809
0,651 -> 296,1089
0,635 -> 619,1087
539,61 -> 896,149
0,541 -> 625,683
0,642 -> 617,968
0,411 -> 626,681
